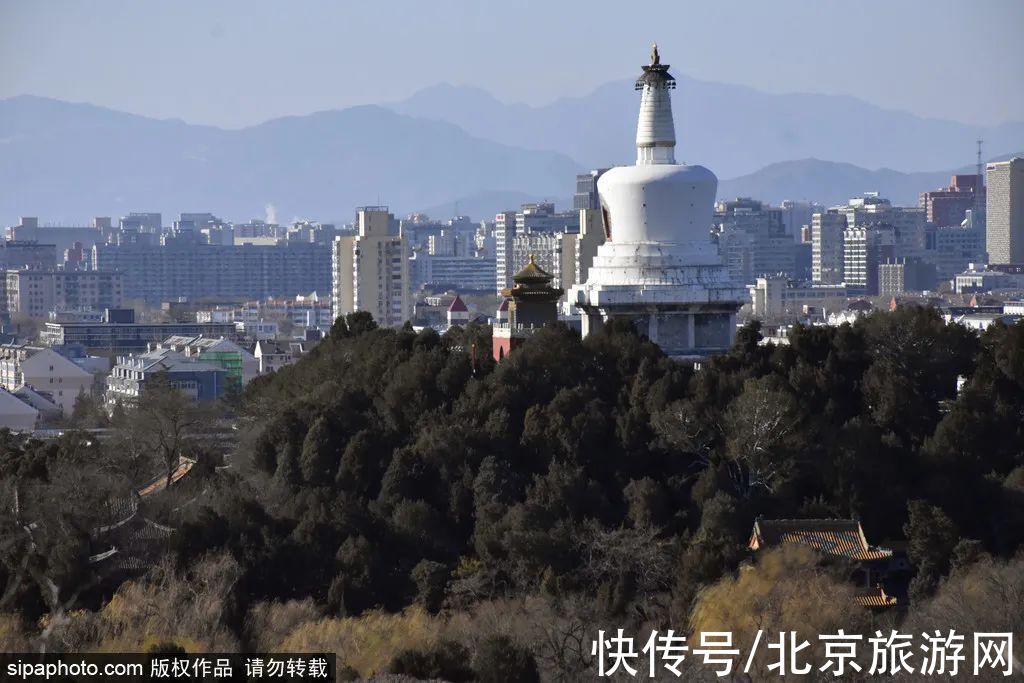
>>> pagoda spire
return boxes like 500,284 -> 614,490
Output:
634,42 -> 677,166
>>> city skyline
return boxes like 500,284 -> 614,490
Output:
1,0 -> 1023,128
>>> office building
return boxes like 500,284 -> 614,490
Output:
780,201 -> 821,241
878,258 -> 937,297
0,241 -> 57,270
6,217 -> 109,254
986,158 -> 1024,264
923,220 -> 986,281
332,206 -> 412,327
119,213 -> 163,233
573,169 -> 609,210
41,318 -> 238,355
713,198 -> 795,284
920,175 -> 985,227
411,254 -> 496,292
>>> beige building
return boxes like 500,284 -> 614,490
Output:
332,207 -> 412,327
986,158 -> 1024,264
2,269 -> 123,318
574,208 -> 606,288
0,346 -> 94,416
750,275 -> 852,319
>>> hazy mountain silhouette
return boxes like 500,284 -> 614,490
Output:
0,95 -> 581,225
391,78 -> 1024,178
418,191 -> 570,222
718,153 -> 1023,208
1,90 -> 1021,227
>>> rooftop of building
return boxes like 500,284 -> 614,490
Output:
447,295 -> 468,313
749,518 -> 893,562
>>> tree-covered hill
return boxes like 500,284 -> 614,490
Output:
176,307 -> 1024,621
4,307 -> 1024,675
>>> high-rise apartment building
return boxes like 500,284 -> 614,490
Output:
494,203 -> 579,295
812,210 -> 846,285
92,241 -> 331,303
986,158 -> 1024,264
332,206 -> 412,327
573,169 -> 609,210
494,210 -> 517,295
2,269 -> 124,318
842,226 -> 897,294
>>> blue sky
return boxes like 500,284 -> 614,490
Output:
1,0 -> 1022,128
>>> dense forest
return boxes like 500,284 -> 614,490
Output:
2,307 -> 1024,680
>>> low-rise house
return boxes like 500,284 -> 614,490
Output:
237,320 -> 279,340
13,385 -> 61,422
447,295 -> 471,327
0,388 -> 39,431
0,346 -> 93,416
105,349 -> 228,407
151,335 -> 259,388
253,340 -> 292,375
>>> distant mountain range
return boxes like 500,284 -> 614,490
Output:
0,95 -> 580,226
718,154 -> 1024,208
391,79 -> 1024,178
0,82 -> 1021,226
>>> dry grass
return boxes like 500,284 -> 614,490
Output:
277,607 -> 439,677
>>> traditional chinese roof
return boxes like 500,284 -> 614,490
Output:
447,295 -> 468,313
749,518 -> 893,562
854,586 -> 898,608
847,299 -> 874,312
512,255 -> 553,284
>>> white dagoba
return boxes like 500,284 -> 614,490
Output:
569,44 -> 746,357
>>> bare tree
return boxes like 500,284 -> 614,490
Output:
721,377 -> 801,497
112,373 -> 209,489
577,521 -> 676,597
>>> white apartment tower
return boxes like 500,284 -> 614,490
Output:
332,207 -> 412,327
986,158 -> 1024,264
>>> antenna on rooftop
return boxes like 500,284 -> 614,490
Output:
977,139 -> 984,185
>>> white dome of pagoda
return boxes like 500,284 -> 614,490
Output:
598,163 -> 718,260
596,42 -> 719,264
